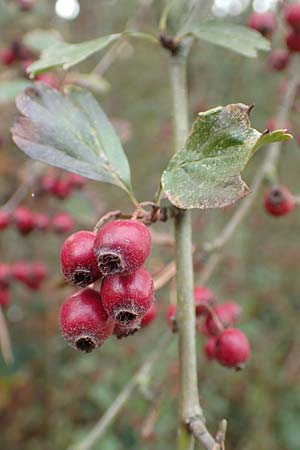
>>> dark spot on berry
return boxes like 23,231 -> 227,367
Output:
72,269 -> 93,287
75,337 -> 96,352
270,188 -> 283,204
97,251 -> 123,276
116,310 -> 137,324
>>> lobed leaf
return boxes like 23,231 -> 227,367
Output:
11,83 -> 135,199
179,22 -> 270,57
161,104 -> 291,209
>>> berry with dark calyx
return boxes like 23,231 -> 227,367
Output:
13,206 -> 35,235
0,210 -> 10,230
101,267 -> 154,324
51,179 -> 72,200
0,288 -> 10,308
141,302 -> 157,327
113,320 -> 141,339
268,49 -> 290,72
166,304 -> 177,332
205,302 -> 241,336
94,220 -> 151,276
66,173 -> 87,189
215,328 -> 250,369
286,29 -> 300,52
204,337 -> 217,360
264,185 -> 294,216
33,213 -> 50,231
285,3 -> 300,31
60,288 -> 115,352
0,264 -> 11,288
194,285 -> 216,317
52,213 -> 74,234
247,12 -> 276,37
61,231 -> 101,287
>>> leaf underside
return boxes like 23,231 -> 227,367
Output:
11,83 -> 134,197
162,104 -> 291,209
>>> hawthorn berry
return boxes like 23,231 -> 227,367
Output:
0,264 -> 11,288
205,302 -> 241,336
52,213 -> 74,234
13,206 -> 35,235
33,213 -> 50,231
0,48 -> 17,65
215,328 -> 250,369
94,220 -> 151,276
39,174 -> 57,193
285,3 -> 300,31
61,231 -> 101,287
66,173 -> 87,189
264,185 -> 294,216
268,49 -> 290,72
0,288 -> 10,308
141,302 -> 157,327
204,337 -> 217,360
166,304 -> 177,332
60,288 -> 115,352
113,320 -> 141,339
0,210 -> 10,230
36,74 -> 58,88
194,285 -> 216,317
51,179 -> 72,200
11,261 -> 30,284
247,12 -> 276,37
100,267 -> 154,324
286,29 -> 300,52
29,262 -> 47,289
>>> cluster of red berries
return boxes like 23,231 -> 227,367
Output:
248,4 -> 300,72
0,40 -> 34,67
166,287 -> 250,369
264,185 -> 295,217
0,207 -> 74,235
60,219 -> 156,352
0,261 -> 48,308
38,172 -> 86,200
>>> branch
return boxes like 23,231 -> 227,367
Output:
0,307 -> 14,365
71,332 -> 171,450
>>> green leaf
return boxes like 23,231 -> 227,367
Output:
23,29 -> 63,54
67,72 -> 110,94
0,79 -> 32,105
27,34 -> 121,76
11,83 -> 136,202
161,104 -> 291,210
178,22 -> 270,57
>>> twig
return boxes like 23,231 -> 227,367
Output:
71,332 -> 171,450
0,307 -> 14,365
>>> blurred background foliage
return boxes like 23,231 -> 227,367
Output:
0,1 -> 300,449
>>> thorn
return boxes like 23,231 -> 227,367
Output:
247,104 -> 255,116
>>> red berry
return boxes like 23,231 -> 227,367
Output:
166,304 -> 177,332
51,179 -> 72,200
205,302 -> 241,336
268,49 -> 290,72
0,210 -> 10,230
16,0 -> 34,11
94,220 -> 151,276
266,117 -> 292,133
100,267 -> 154,324
247,12 -> 276,37
215,328 -> 250,369
52,213 -> 74,234
0,264 -> 11,288
194,285 -> 216,316
66,173 -> 87,189
36,74 -> 58,88
141,302 -> 157,327
264,185 -> 294,216
39,174 -> 57,193
11,261 -> 30,284
286,29 -> 300,52
31,261 -> 47,283
285,3 -> 300,31
0,288 -> 10,308
0,48 -> 17,65
60,288 -> 115,352
113,320 -> 141,339
61,231 -> 101,287
33,213 -> 50,231
204,337 -> 217,360
13,206 -> 35,235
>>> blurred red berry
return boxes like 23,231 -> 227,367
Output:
266,117 -> 292,133
247,12 -> 276,37
66,173 -> 87,189
204,337 -> 217,360
268,49 -> 290,72
0,264 -> 11,288
51,179 -> 72,200
52,213 -> 74,234
33,213 -> 50,231
194,285 -> 216,316
285,3 -> 300,30
11,261 -> 30,284
205,302 -> 241,336
0,210 -> 10,230
264,185 -> 294,216
0,289 -> 10,308
13,207 -> 35,235
0,48 -> 17,65
36,74 -> 58,88
286,29 -> 300,52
